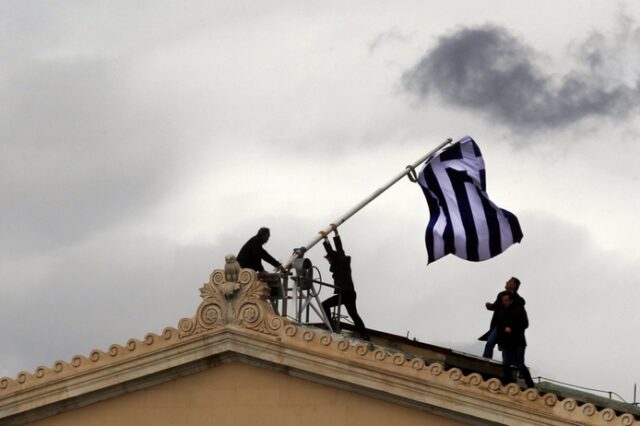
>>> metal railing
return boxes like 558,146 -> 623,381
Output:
535,376 -> 631,404
274,270 -> 344,332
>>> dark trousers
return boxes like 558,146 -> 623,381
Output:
482,328 -> 498,358
502,346 -> 535,388
322,292 -> 367,337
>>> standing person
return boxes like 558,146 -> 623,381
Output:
320,225 -> 369,340
479,277 -> 525,359
496,292 -> 535,389
237,227 -> 286,307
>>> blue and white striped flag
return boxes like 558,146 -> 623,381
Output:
418,136 -> 523,263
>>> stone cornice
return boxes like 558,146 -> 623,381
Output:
1,266 -> 637,426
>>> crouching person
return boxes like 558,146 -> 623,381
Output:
237,227 -> 286,311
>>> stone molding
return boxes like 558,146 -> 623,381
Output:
177,268 -> 285,337
0,267 -> 637,426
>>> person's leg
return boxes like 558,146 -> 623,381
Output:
264,273 -> 283,297
501,346 -> 515,385
482,328 -> 498,358
261,273 -> 283,314
514,346 -> 535,388
343,293 -> 368,339
322,295 -> 340,328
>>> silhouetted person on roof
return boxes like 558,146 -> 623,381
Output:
237,227 -> 286,310
320,225 -> 368,341
496,292 -> 535,389
479,277 -> 525,359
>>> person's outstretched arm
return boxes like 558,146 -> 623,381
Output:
320,230 -> 334,255
260,247 -> 284,271
330,223 -> 345,255
486,292 -> 501,310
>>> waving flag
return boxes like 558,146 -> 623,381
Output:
418,136 -> 523,263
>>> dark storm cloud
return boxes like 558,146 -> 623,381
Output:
0,57 -> 180,255
403,25 -> 640,132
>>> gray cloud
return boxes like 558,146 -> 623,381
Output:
402,24 -> 640,132
0,56 -> 182,255
368,28 -> 411,56
0,215 -> 312,377
0,234 -> 213,377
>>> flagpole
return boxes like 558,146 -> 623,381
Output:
282,137 -> 453,269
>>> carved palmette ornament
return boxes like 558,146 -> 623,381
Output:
178,263 -> 286,337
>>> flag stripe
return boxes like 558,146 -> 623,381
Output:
422,159 -> 456,258
447,168 -> 479,261
477,186 -> 503,257
467,184 -> 491,260
504,209 -> 524,243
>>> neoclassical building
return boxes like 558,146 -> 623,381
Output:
1,265 -> 637,425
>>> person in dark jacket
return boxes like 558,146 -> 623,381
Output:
496,292 -> 534,388
320,225 -> 368,340
479,277 -> 525,359
237,227 -> 285,274
237,227 -> 286,305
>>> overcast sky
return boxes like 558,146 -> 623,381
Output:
2,1 -> 640,403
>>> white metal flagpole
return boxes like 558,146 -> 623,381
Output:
282,137 -> 453,269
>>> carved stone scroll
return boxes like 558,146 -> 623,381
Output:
178,262 -> 287,337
